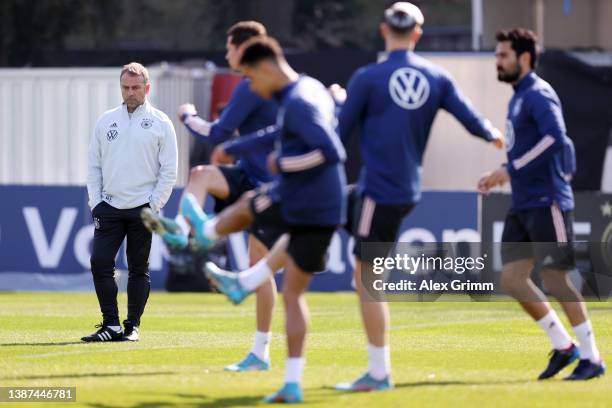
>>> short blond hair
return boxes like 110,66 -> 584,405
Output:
120,62 -> 149,84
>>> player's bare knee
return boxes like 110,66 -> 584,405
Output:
500,268 -> 521,295
542,268 -> 577,300
255,277 -> 277,296
540,269 -> 560,291
189,165 -> 212,181
238,190 -> 256,205
235,192 -> 256,218
189,165 -> 205,177
282,289 -> 301,305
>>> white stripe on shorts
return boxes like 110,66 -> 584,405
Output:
254,194 -> 272,214
551,203 -> 568,243
357,196 -> 376,237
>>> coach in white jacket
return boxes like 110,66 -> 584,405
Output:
83,62 -> 177,343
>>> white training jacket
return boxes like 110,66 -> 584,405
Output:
87,100 -> 178,213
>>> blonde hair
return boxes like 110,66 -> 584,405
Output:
120,62 -> 149,84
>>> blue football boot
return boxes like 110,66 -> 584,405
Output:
335,372 -> 393,392
225,352 -> 270,372
264,383 -> 303,404
180,194 -> 214,250
140,208 -> 188,250
564,359 -> 606,381
538,343 -> 580,380
204,262 -> 252,305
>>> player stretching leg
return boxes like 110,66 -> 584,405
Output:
142,21 -> 278,372
203,3 -> 504,392
186,36 -> 347,403
478,28 -> 605,381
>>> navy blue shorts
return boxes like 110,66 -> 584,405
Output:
214,165 -> 257,213
501,204 -> 575,270
346,185 -> 414,262
249,185 -> 335,273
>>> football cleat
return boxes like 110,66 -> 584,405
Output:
538,343 -> 579,380
335,372 -> 393,392
140,208 -> 188,250
81,323 -> 123,342
122,320 -> 139,342
564,359 -> 606,381
264,382 -> 303,404
225,352 -> 270,372
204,262 -> 252,305
180,194 -> 215,251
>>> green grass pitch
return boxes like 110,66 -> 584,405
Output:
0,292 -> 610,407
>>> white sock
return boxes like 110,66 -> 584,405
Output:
237,259 -> 273,291
573,320 -> 601,363
108,325 -> 121,333
367,344 -> 390,381
203,217 -> 219,240
536,310 -> 573,350
251,331 -> 271,361
174,214 -> 190,235
285,357 -> 305,384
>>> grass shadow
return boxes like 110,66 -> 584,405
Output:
190,395 -> 264,407
1,371 -> 175,381
319,378 -> 531,392
84,394 -> 263,408
0,341 -> 85,347
393,379 -> 530,388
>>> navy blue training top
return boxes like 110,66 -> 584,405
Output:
182,79 -> 277,186
339,49 -> 497,205
504,72 -> 575,211
273,75 -> 347,226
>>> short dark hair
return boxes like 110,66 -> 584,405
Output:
496,28 -> 538,68
238,36 -> 284,67
227,21 -> 267,46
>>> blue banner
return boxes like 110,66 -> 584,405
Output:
0,186 -> 478,291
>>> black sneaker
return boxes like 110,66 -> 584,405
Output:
123,320 -> 140,342
564,359 -> 606,381
81,323 -> 123,342
538,343 -> 579,380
